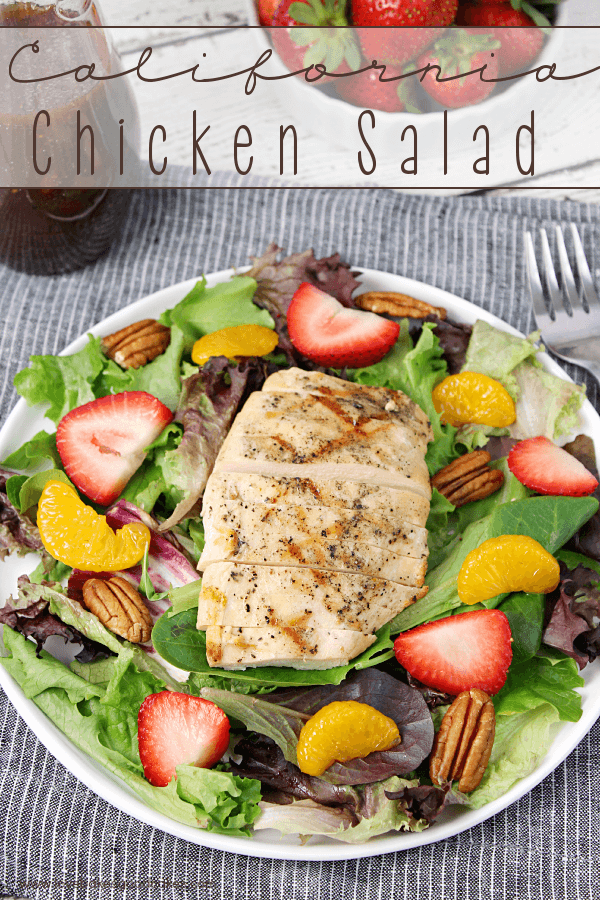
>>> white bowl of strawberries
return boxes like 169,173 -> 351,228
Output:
247,0 -> 566,157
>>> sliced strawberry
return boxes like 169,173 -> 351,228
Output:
394,609 -> 512,695
287,282 -> 399,368
138,691 -> 230,787
508,436 -> 599,497
56,391 -> 173,506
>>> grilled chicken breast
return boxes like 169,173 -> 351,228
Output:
198,367 -> 433,669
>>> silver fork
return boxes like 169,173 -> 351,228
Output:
525,224 -> 600,386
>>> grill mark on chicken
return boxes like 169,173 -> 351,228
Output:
271,435 -> 299,457
313,393 -> 370,428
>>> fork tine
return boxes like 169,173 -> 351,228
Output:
540,229 -> 569,323
525,231 -> 551,328
554,225 -> 581,311
570,223 -> 600,310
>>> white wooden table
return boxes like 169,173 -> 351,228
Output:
99,0 -> 600,202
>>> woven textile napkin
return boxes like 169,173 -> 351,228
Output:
1,174 -> 599,900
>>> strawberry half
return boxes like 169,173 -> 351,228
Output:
394,609 -> 513,695
56,391 -> 173,506
287,283 -> 399,368
138,691 -> 230,787
508,436 -> 599,497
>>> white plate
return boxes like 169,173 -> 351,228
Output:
1,267 -> 599,861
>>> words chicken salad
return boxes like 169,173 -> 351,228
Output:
0,244 -> 599,845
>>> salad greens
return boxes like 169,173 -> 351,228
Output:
159,276 -> 274,350
462,320 -> 585,442
1,627 -> 261,835
390,495 -> 598,634
350,321 -> 458,475
153,607 -> 396,689
1,250 -> 599,845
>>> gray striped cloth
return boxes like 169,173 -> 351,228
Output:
1,174 -> 599,900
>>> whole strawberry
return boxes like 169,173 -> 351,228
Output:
271,0 -> 361,81
258,0 -> 280,25
456,3 -> 544,75
334,64 -> 406,111
352,0 -> 459,66
417,28 -> 499,108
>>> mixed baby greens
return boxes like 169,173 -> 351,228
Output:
1,245 -> 600,843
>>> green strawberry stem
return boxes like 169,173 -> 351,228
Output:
287,0 -> 361,72
288,0 -> 348,26
510,0 -> 559,28
431,30 -> 501,80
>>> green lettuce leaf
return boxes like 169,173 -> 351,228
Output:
2,429 -> 61,471
0,628 -> 261,833
349,322 -> 458,474
7,468 -> 73,514
202,688 -> 303,764
426,460 -> 530,572
511,359 -> 585,440
16,579 -> 182,690
98,326 -> 186,412
461,703 -> 560,809
255,776 -> 428,840
159,276 -> 274,351
119,422 -> 184,513
29,558 -> 72,585
463,320 -> 539,397
493,652 -> 584,722
498,592 -> 544,664
462,320 -> 584,440
391,495 -> 599,633
1,626 -> 104,704
176,766 -> 262,836
13,336 -> 106,425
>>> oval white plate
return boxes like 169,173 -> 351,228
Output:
1,267 -> 599,861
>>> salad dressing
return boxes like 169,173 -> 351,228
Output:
0,2 -> 140,275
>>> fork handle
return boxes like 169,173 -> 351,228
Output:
580,360 -> 600,389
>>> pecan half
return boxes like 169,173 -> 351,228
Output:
429,688 -> 495,793
82,576 -> 153,643
356,291 -> 447,320
102,319 -> 170,369
431,450 -> 504,507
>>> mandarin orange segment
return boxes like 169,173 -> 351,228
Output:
457,534 -> 560,605
432,372 -> 516,427
191,324 -> 278,366
38,480 -> 151,572
296,700 -> 400,776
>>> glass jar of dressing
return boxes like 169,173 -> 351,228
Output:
0,1 -> 140,275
